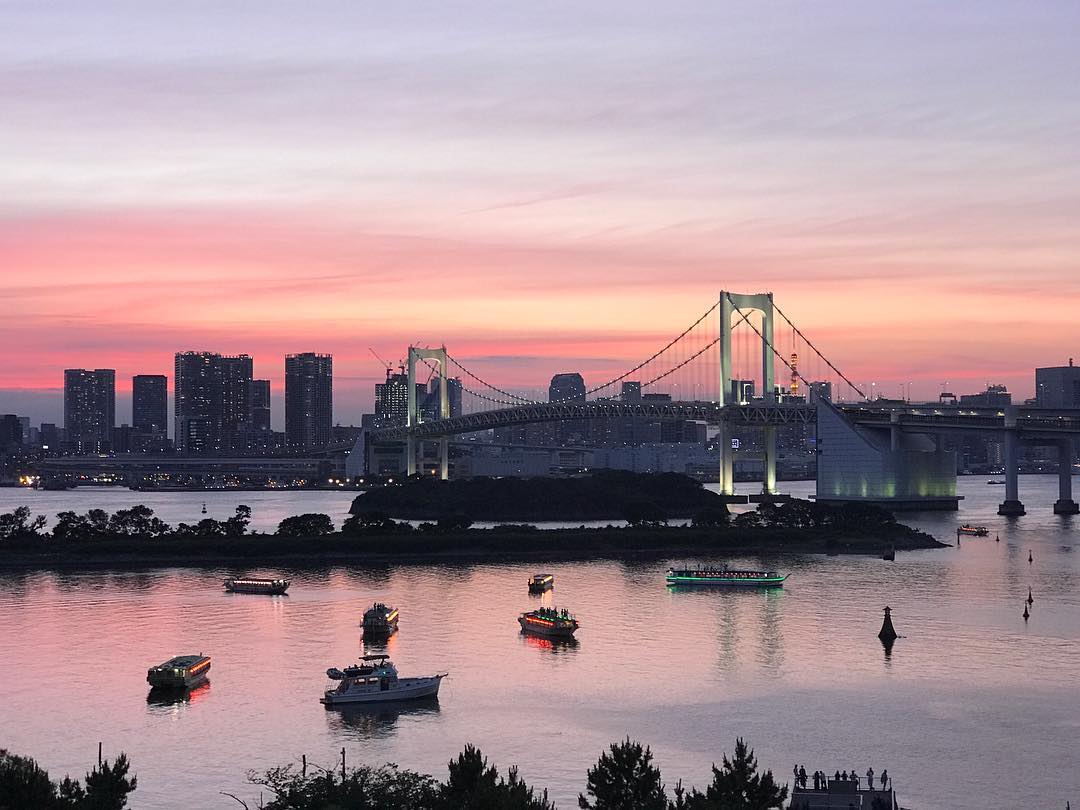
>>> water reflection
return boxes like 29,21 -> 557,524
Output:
519,632 -> 580,655
146,680 -> 211,710
324,698 -> 440,740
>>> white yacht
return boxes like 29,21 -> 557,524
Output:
320,654 -> 446,706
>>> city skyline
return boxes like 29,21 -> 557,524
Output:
3,2 -> 1080,425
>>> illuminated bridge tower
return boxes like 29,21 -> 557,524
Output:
718,292 -> 777,496
406,346 -> 450,479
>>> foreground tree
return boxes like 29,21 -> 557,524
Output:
0,506 -> 46,541
250,762 -> 439,810
442,744 -> 553,809
688,738 -> 787,810
578,738 -> 667,810
276,514 -> 334,537
0,749 -> 136,810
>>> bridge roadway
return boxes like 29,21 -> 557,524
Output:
367,400 -> 1080,442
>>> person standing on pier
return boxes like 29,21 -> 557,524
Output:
880,769 -> 889,791
867,767 -> 875,789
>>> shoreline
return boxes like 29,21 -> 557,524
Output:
0,526 -> 948,572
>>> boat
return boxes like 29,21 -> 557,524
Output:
882,546 -> 895,561
665,565 -> 787,586
957,525 -> 989,537
528,573 -> 554,593
321,654 -> 446,705
987,480 -> 1005,485
518,606 -> 579,639
147,654 -> 211,689
363,603 -> 399,637
223,577 -> 290,595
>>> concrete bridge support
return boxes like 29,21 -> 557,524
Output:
1053,440 -> 1079,514
998,408 -> 1025,516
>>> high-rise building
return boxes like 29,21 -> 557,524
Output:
174,352 -> 253,455
1036,361 -> 1080,408
132,375 -> 168,434
374,370 -> 410,427
64,369 -> 115,453
0,415 -> 21,451
220,354 -> 253,454
285,353 -> 332,449
549,373 -> 587,444
251,379 -> 272,451
421,376 -> 464,421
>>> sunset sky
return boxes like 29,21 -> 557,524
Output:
3,2 -> 1079,428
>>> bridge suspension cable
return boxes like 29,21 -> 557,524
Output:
441,297 -> 723,406
770,299 -> 867,401
724,292 -> 867,402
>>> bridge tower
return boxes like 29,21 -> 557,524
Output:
718,292 -> 777,496
406,346 -> 450,479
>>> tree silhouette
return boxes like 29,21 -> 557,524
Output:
276,514 -> 334,537
578,738 -> 667,810
691,738 -> 787,810
81,753 -> 137,810
443,744 -> 553,809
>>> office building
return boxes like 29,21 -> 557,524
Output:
132,375 -> 168,434
549,372 -> 586,445
421,376 -> 463,422
0,415 -> 21,451
251,379 -> 272,451
285,353 -> 332,449
174,352 -> 253,455
64,369 -> 115,453
1035,361 -> 1080,408
374,370 -> 416,428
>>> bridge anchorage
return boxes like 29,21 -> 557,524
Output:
349,291 -> 1080,515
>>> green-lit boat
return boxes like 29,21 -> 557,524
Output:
665,566 -> 787,587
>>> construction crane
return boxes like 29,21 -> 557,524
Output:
368,347 -> 394,381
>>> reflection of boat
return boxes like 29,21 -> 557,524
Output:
528,573 -> 554,593
147,654 -> 211,689
321,654 -> 446,705
324,697 -> 440,737
666,566 -> 787,586
518,607 -> 579,639
146,680 -> 210,706
363,603 -> 399,637
521,632 -> 580,653
957,525 -> 989,537
223,578 -> 290,595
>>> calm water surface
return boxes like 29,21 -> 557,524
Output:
1,477 -> 1077,809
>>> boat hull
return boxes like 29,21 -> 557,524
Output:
148,671 -> 209,690
666,574 -> 787,587
518,617 -> 578,639
321,675 -> 445,705
224,580 -> 290,595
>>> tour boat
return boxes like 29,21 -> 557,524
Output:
518,606 -> 579,639
223,578 -> 290,595
362,603 -> 399,637
665,566 -> 787,586
957,525 -> 989,537
321,654 -> 446,705
528,573 -> 554,593
147,654 -> 211,689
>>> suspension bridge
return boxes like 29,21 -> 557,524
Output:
358,291 -> 1080,516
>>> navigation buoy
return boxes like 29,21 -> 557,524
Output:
1029,550 -> 1033,564
1027,587 -> 1034,605
878,606 -> 898,644
1023,603 -> 1030,621
202,502 -> 208,514
995,534 -> 1000,542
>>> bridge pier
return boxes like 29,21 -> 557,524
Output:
998,412 -> 1025,516
763,425 -> 777,495
1054,439 -> 1078,514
